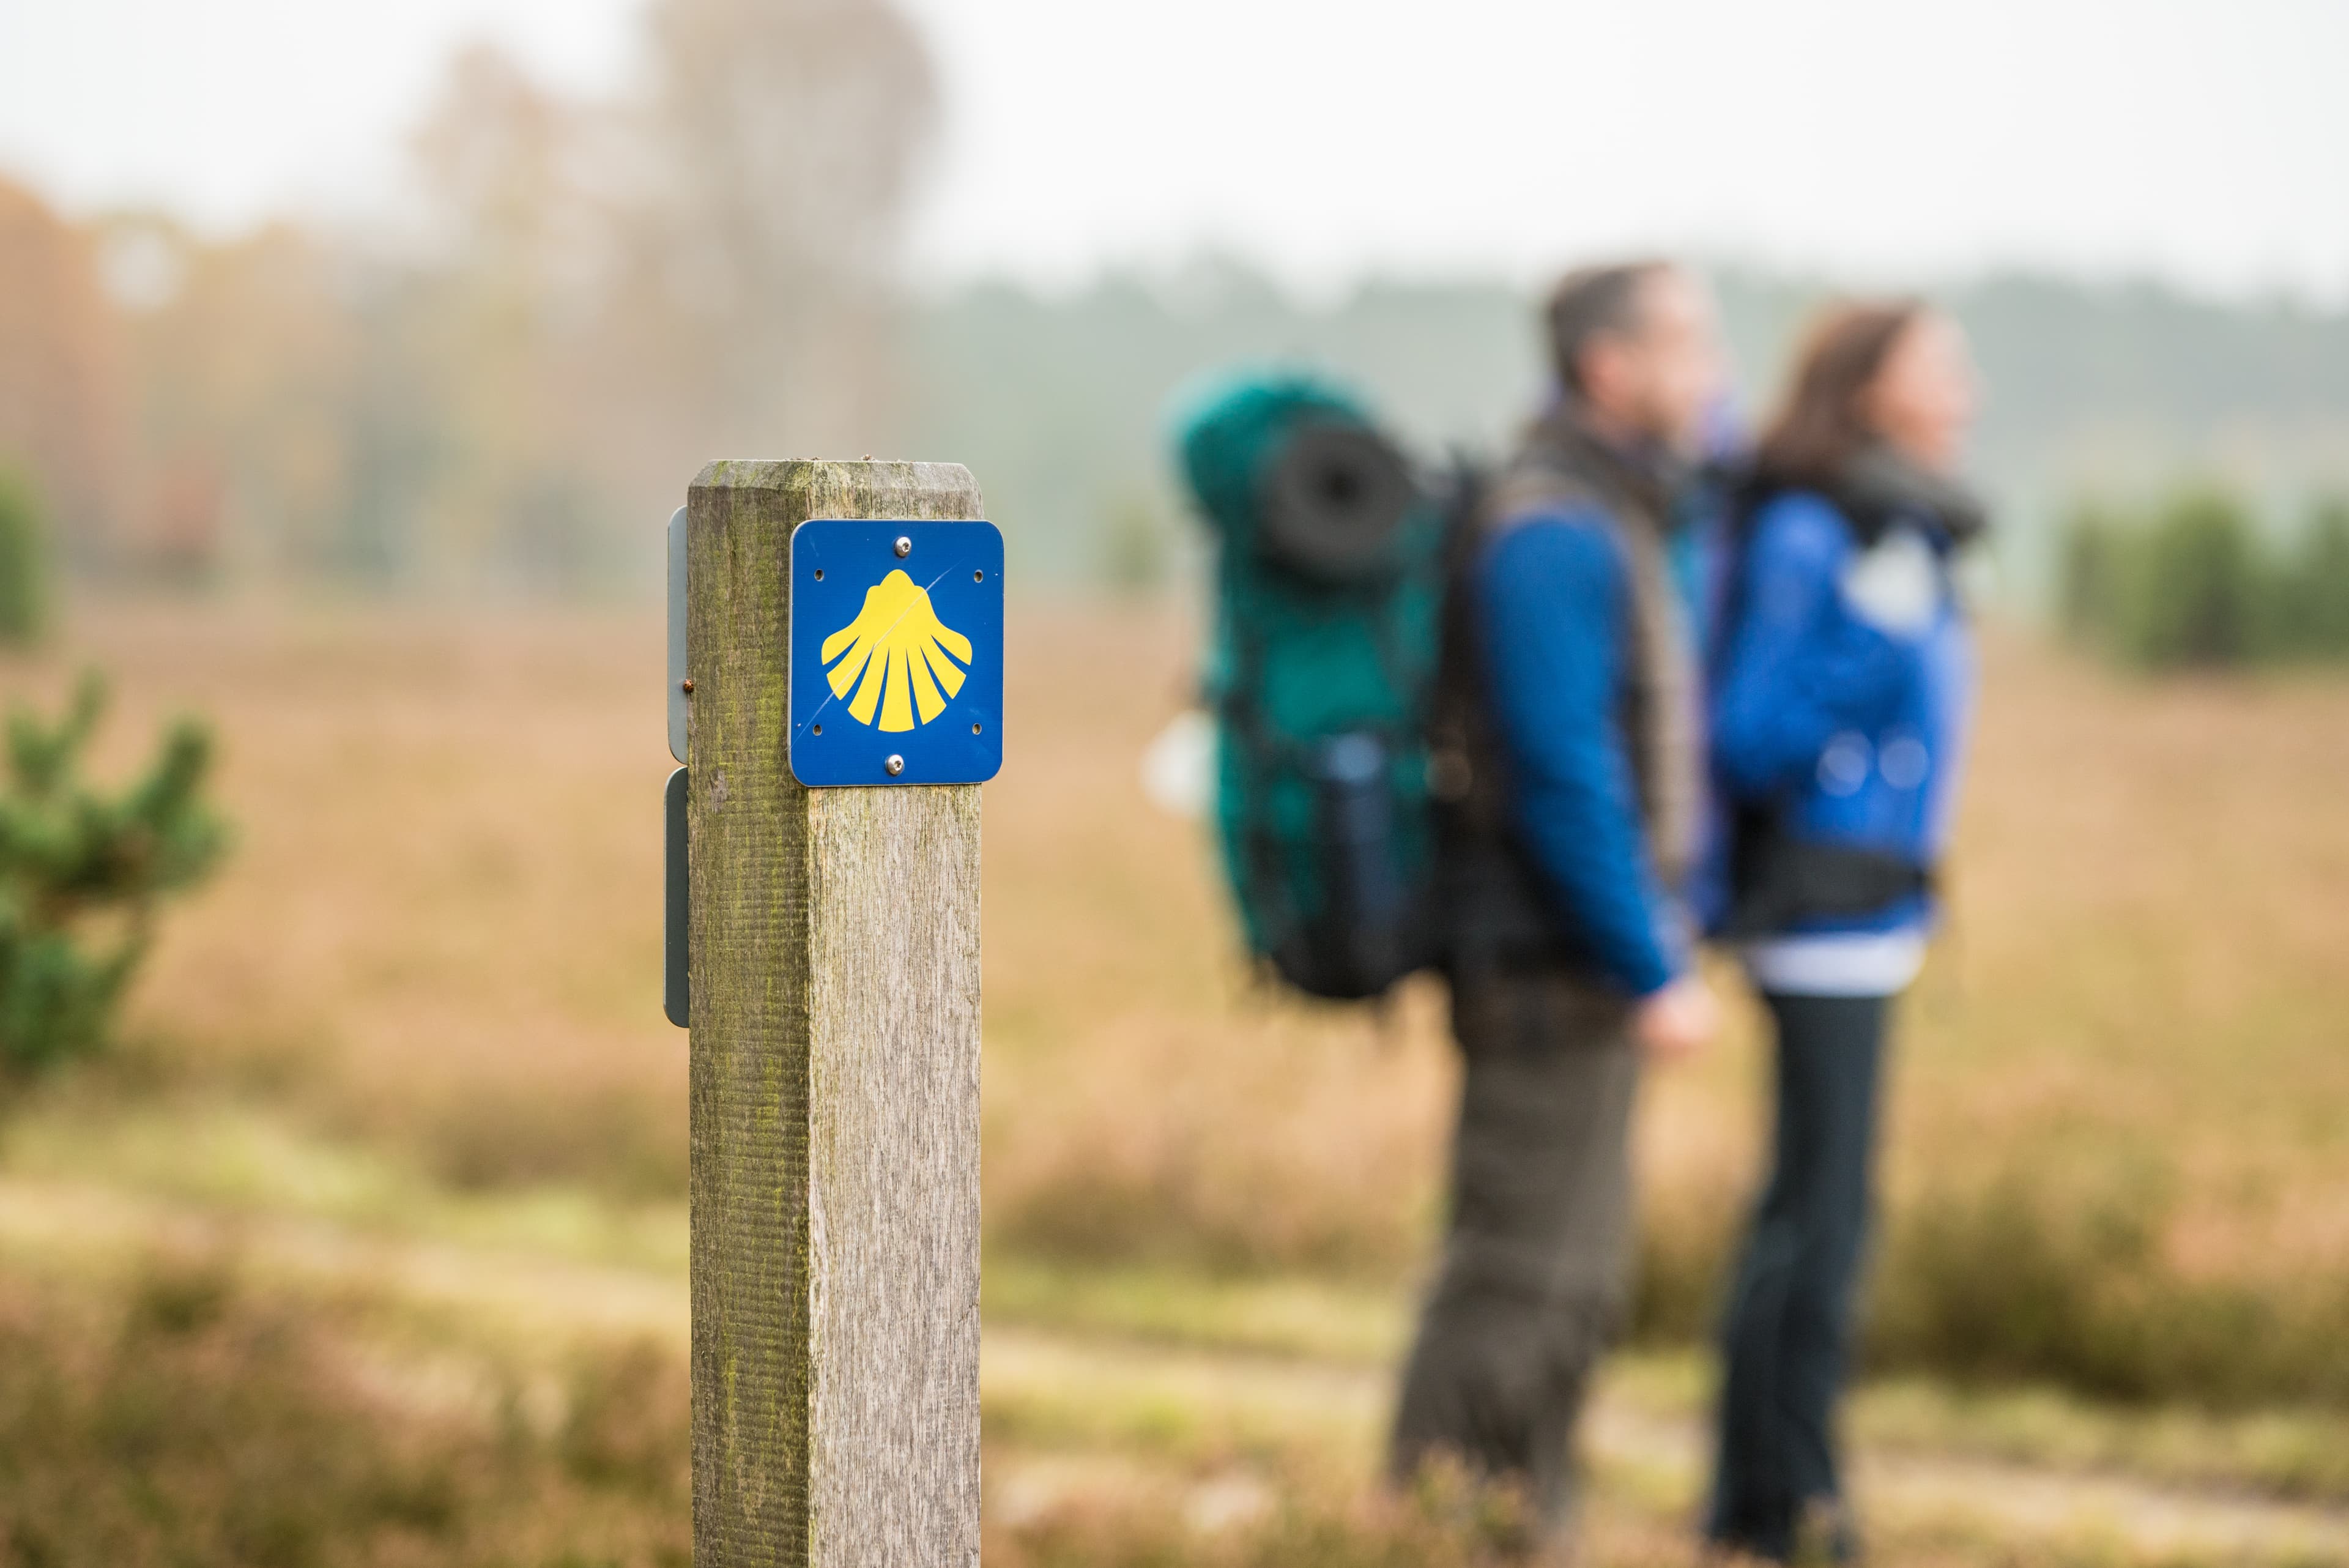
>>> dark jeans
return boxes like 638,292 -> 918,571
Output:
1390,972 -> 1641,1539
1705,990 -> 1891,1561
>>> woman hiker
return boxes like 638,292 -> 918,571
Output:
1701,300 -> 1986,1564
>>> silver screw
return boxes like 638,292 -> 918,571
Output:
894,536 -> 911,558
885,754 -> 905,776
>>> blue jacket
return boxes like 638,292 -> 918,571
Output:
1472,508 -> 1694,997
1704,489 -> 1975,937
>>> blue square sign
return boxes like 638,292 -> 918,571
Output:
788,519 -> 1004,787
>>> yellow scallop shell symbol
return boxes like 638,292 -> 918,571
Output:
819,568 -> 973,732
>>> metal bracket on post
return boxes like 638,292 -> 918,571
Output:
664,764 -> 688,1028
667,505 -> 689,766
664,505 -> 691,1030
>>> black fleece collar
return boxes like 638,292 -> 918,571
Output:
1731,444 -> 1988,552
1827,445 -> 1989,550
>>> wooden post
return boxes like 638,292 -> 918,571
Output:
685,459 -> 982,1567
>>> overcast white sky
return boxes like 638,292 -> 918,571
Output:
2,0 -> 2345,300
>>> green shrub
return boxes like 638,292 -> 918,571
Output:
0,466 -> 53,647
2120,488 -> 2268,667
2280,496 -> 2349,657
2058,485 -> 2349,670
0,672 -> 229,1080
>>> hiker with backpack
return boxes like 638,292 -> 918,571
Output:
1384,259 -> 1729,1547
1699,302 -> 1986,1565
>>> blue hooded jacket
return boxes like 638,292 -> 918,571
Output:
1471,508 -> 1692,996
1701,486 -> 1976,938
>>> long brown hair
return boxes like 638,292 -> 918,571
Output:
1753,300 -> 1926,490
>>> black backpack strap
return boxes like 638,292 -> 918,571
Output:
1218,610 -> 1304,962
1718,815 -> 1933,939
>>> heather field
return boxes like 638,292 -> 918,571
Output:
2,600 -> 2347,1564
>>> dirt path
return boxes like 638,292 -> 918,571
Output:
985,1326 -> 2349,1560
0,1177 -> 686,1344
6,1176 -> 2347,1561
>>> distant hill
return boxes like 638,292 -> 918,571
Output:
904,260 -> 2349,601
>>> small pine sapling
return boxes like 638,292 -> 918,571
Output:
0,672 -> 229,1080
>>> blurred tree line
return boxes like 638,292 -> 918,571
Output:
8,0 -> 2349,603
2059,489 -> 2349,669
0,0 -> 932,599
903,264 -> 2349,594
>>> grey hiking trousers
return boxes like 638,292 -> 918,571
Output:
1390,970 -> 1642,1537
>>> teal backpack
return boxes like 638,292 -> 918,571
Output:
1171,370 -> 1466,1000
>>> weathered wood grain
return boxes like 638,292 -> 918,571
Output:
686,459 -> 982,1568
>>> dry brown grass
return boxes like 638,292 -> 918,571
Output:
1,604 -> 686,1195
0,1250 -> 690,1567
989,608 -> 2349,1402
9,599 -> 2349,1402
